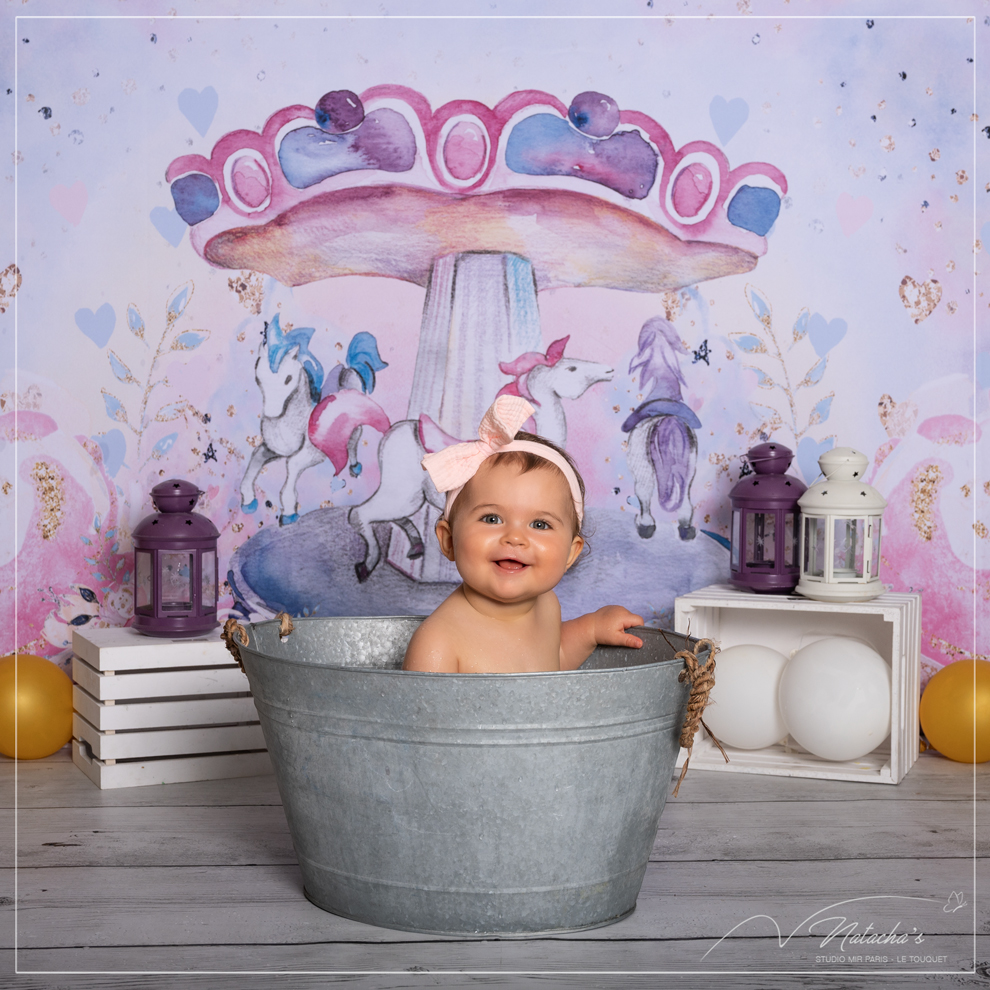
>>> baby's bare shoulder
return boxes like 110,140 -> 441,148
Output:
402,610 -> 459,672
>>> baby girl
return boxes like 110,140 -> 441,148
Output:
403,395 -> 644,673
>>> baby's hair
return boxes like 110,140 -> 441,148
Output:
448,430 -> 587,538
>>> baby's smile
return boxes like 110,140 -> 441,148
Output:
495,557 -> 528,571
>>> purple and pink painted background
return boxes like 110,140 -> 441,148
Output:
1,1 -> 985,689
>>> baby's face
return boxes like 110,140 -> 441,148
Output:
437,459 -> 583,606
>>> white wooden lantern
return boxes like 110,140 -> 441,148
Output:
795,447 -> 887,602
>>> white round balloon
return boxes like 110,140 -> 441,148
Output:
778,638 -> 891,761
704,644 -> 790,750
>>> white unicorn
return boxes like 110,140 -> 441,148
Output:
495,336 -> 613,447
623,316 -> 700,541
348,337 -> 613,582
240,317 -> 390,524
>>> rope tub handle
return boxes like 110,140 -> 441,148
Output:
221,618 -> 250,673
222,612 -> 293,671
671,637 -> 728,798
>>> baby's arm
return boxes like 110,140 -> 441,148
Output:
559,606 -> 645,671
402,618 -> 459,672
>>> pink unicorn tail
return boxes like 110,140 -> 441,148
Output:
417,414 -> 463,454
308,391 -> 391,474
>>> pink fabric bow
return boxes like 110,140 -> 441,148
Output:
422,395 -> 535,494
422,394 -> 584,524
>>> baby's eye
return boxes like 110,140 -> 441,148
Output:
481,513 -> 502,525
530,519 -> 551,531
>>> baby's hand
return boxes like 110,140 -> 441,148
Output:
593,606 -> 644,649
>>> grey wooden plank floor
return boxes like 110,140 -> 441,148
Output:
1,748 -> 987,990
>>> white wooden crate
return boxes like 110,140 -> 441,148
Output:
72,624 -> 232,671
71,655 -> 250,700
674,584 -> 921,784
72,713 -> 266,761
71,626 -> 271,789
72,739 -> 272,789
72,684 -> 260,731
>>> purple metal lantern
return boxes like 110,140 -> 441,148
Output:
132,479 -> 220,637
729,442 -> 807,594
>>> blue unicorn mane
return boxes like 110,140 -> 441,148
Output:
346,331 -> 389,394
266,313 -> 325,405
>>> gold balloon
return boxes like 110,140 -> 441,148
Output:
919,659 -> 990,764
0,654 -> 74,760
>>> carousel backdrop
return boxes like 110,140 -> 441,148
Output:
1,0 -> 986,689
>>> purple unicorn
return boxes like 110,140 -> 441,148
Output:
622,316 -> 700,541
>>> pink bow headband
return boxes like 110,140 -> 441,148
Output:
421,395 -> 584,525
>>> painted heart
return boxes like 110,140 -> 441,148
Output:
75,303 -> 116,348
807,313 -> 847,357
797,436 -> 834,485
93,428 -> 127,476
899,275 -> 941,324
178,86 -> 218,137
877,394 -> 917,438
150,206 -> 186,247
49,180 -> 88,226
836,192 -> 873,236
709,96 -> 749,146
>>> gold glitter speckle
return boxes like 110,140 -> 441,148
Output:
30,461 -> 65,540
956,170 -> 969,185
975,522 -> 988,540
228,271 -> 264,315
961,484 -> 971,498
910,463 -> 943,542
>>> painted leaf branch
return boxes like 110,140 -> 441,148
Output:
102,280 -> 208,460
729,283 -> 835,447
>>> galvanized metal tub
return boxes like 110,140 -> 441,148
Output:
237,616 -> 702,936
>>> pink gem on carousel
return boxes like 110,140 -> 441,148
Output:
443,120 -> 488,182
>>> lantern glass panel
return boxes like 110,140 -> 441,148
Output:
161,551 -> 193,611
804,516 -> 826,578
202,549 -> 217,611
785,512 -> 797,567
833,518 -> 865,580
870,516 -> 882,578
745,512 -> 775,569
135,550 -> 153,611
730,511 -> 741,571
